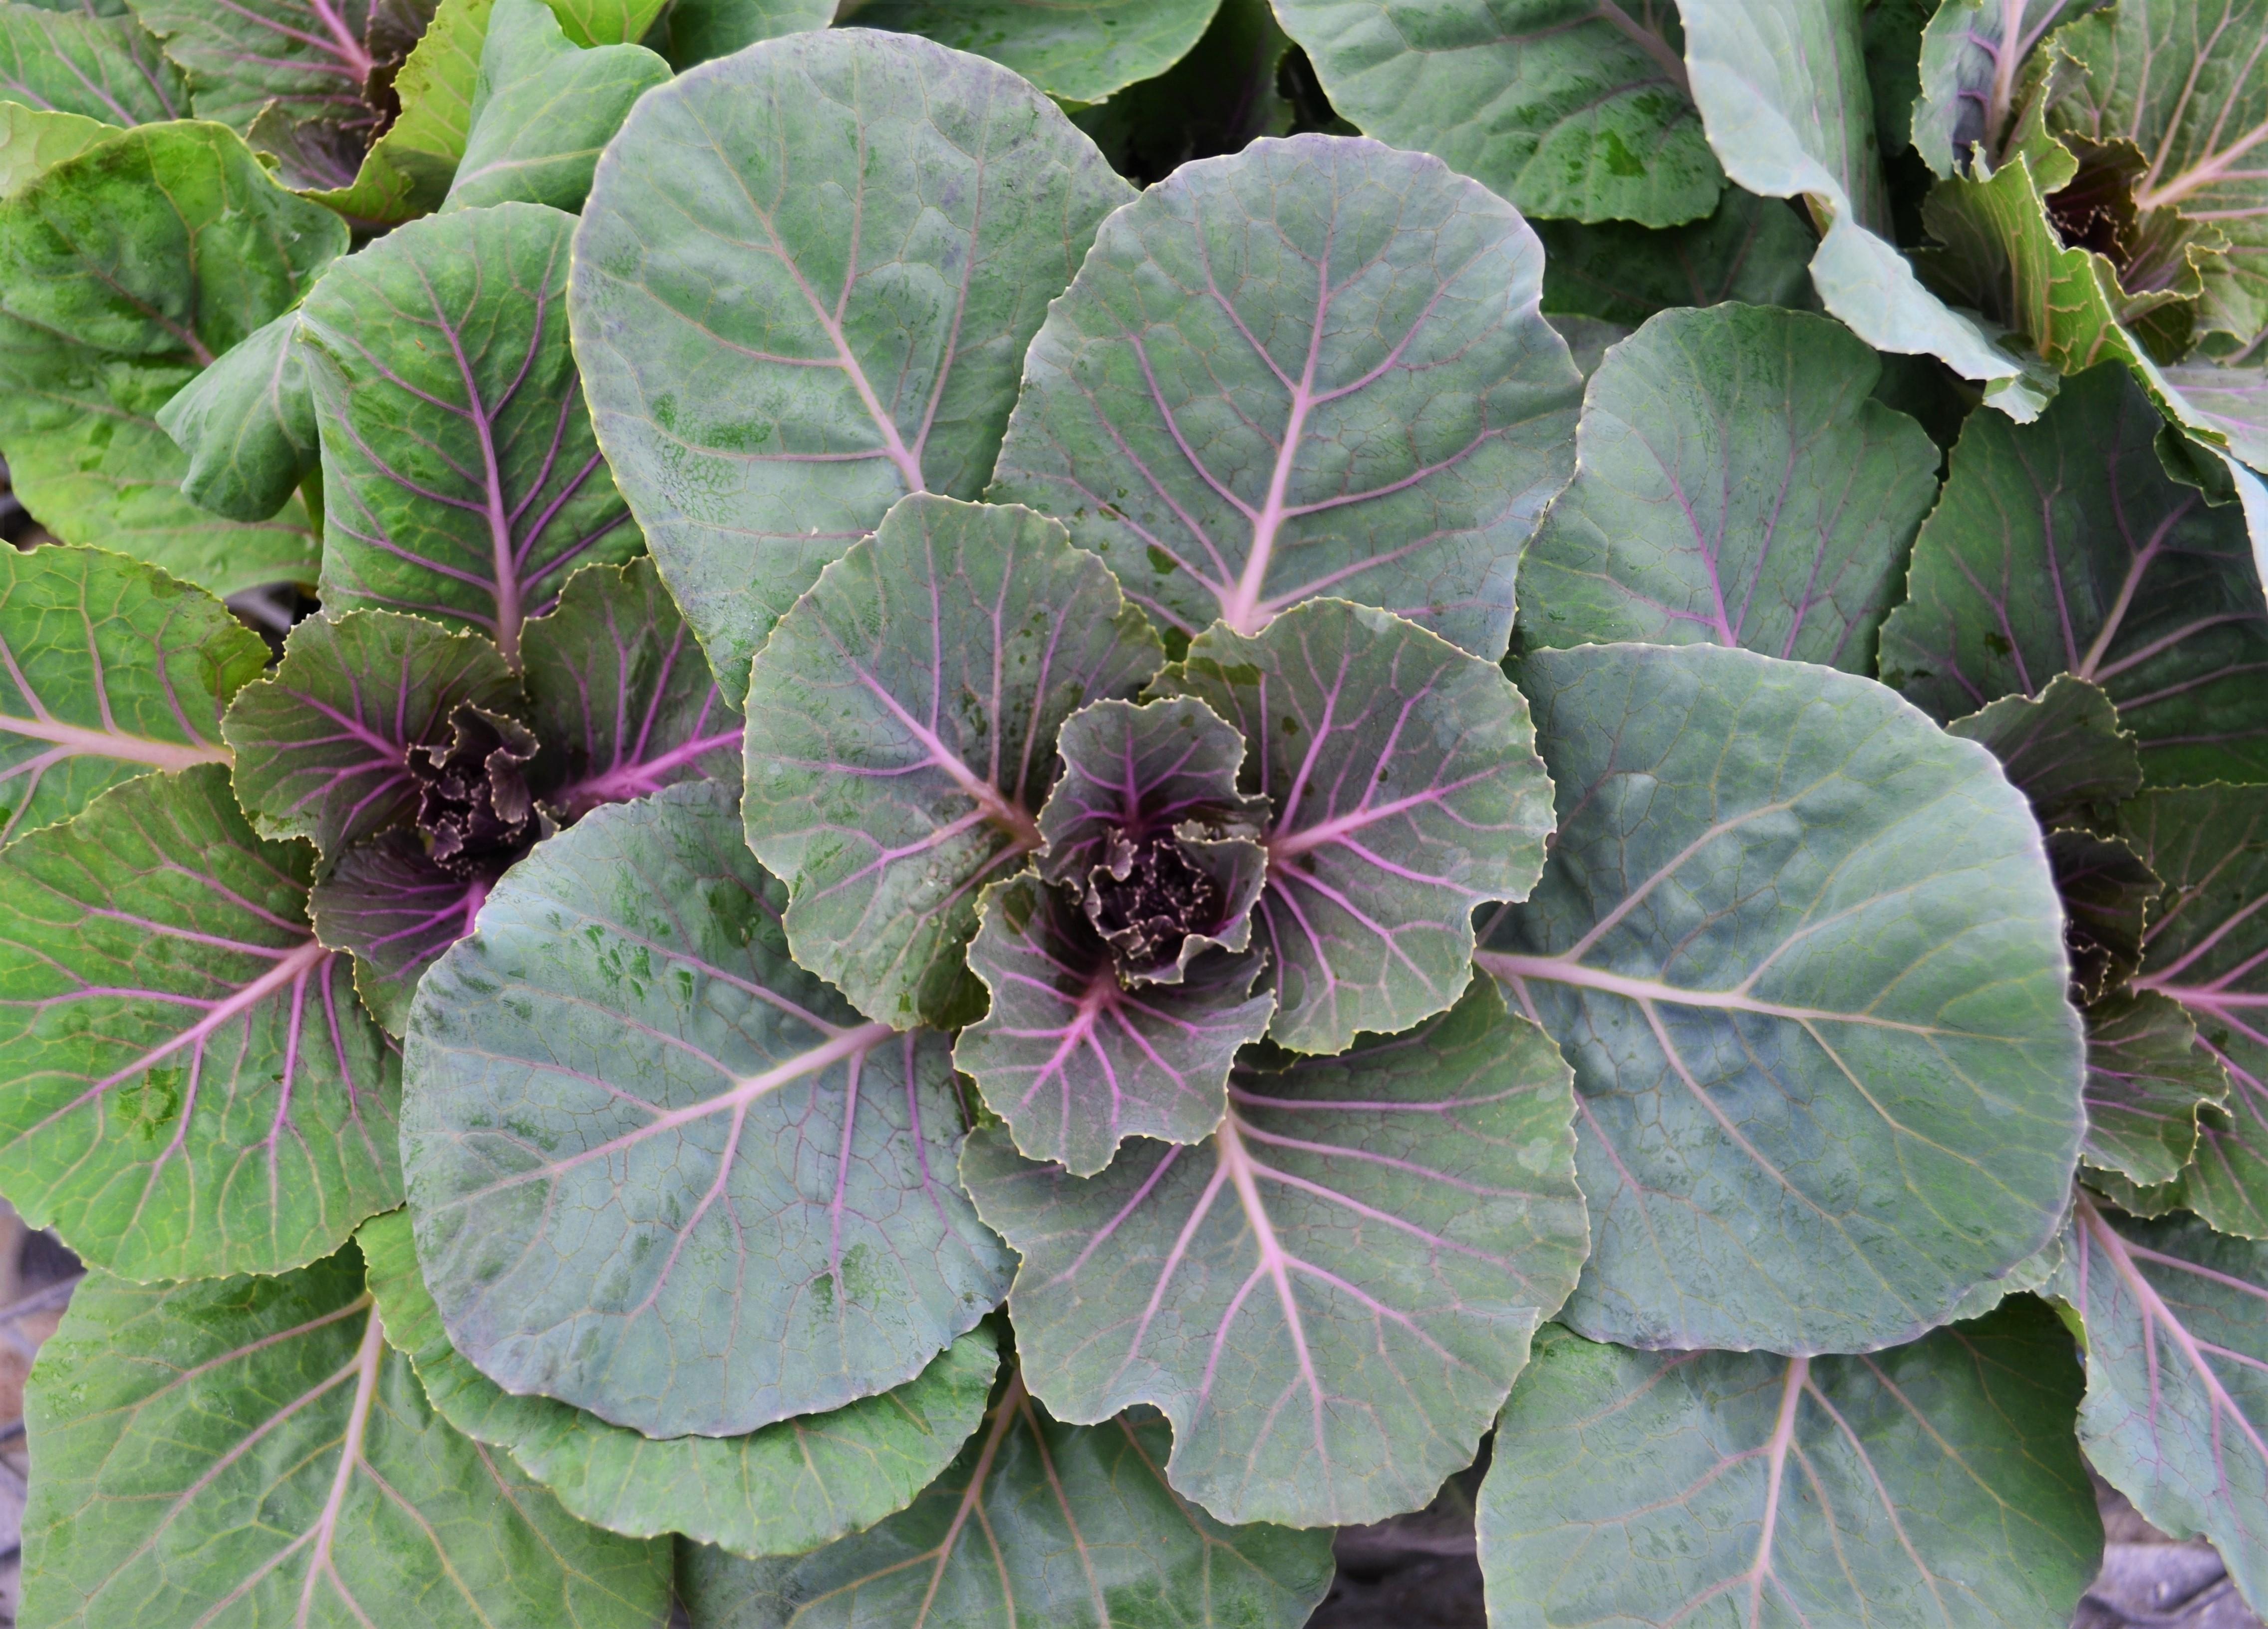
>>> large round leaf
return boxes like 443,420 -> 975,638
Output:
1517,303 -> 1939,670
741,496 -> 1162,1030
0,764 -> 400,1280
963,979 -> 1588,1527
851,0 -> 1222,104
0,543 -> 259,844
682,1365 -> 1336,1629
359,1209 -> 999,1559
569,27 -> 1132,695
19,1247 -> 672,1629
1479,1301 -> 2102,1629
989,132 -> 1580,661
300,200 -> 640,667
1479,643 -> 2084,1354
402,781 -> 1012,1438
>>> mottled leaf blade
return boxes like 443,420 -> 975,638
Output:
359,1209 -> 1000,1558
1271,0 -> 1721,228
569,27 -> 1133,696
301,201 -> 639,664
741,496 -> 1163,1030
1944,672 -> 2142,827
681,1368 -> 1336,1629
1880,363 -> 2268,785
1518,302 -> 1939,670
991,132 -> 1579,661
1478,1303 -> 2102,1629
224,609 -> 522,856
19,1250 -> 673,1629
1167,599 -> 1555,1054
0,543 -> 259,844
2057,1200 -> 2268,1616
0,5 -> 185,125
852,0 -> 1220,104
1533,188 -> 1816,325
2083,990 -> 2229,1187
963,980 -> 1589,1527
403,782 -> 1012,1437
1481,642 -> 2084,1354
0,764 -> 400,1280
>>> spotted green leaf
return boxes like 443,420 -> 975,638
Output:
1533,188 -> 1816,326
849,0 -> 1222,104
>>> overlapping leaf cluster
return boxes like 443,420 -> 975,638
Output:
0,1 -> 2264,1626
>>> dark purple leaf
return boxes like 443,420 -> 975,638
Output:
1945,672 -> 2143,827
311,828 -> 486,1035
408,701 -> 541,879
2050,827 -> 2158,1003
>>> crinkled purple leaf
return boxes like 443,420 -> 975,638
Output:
1880,362 -> 2268,786
1945,672 -> 2143,827
2083,989 -> 2230,1187
312,827 -> 486,1035
990,133 -> 1579,661
300,200 -> 641,666
402,781 -> 1012,1438
0,5 -> 185,125
1,542 -> 261,844
954,872 -> 1273,1178
0,763 -> 400,1280
2056,1197 -> 2268,1616
224,609 -> 522,857
962,979 -> 1588,1528
568,26 -> 1133,697
1163,598 -> 1555,1055
127,0 -> 379,135
2050,827 -> 2158,1004
741,496 -> 1163,1031
522,556 -> 743,822
1480,642 -> 2084,1354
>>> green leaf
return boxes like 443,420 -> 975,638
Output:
2057,1197 -> 2268,1617
299,200 -> 640,666
2082,989 -> 2229,1187
224,609 -> 522,857
358,1209 -> 1000,1559
1066,0 -> 1294,189
2115,786 -> 2268,1239
649,0 -> 827,70
1947,1224 -> 2067,1321
0,4 -> 185,125
1534,188 -> 1817,325
1478,1302 -> 2102,1629
990,132 -> 1580,662
849,0 -> 1223,104
569,27 -> 1132,697
741,496 -> 1163,1031
1479,642 -> 2084,1354
0,103 -> 115,199
153,309 -> 318,522
963,979 -> 1588,1527
1879,363 -> 2268,786
0,763 -> 400,1280
1516,302 -> 1939,670
19,1248 -> 673,1629
440,0 -> 666,214
1680,0 -> 2056,419
1943,672 -> 2142,827
956,872 -> 1274,1176
402,781 -> 1012,1437
1165,598 -> 1556,1054
302,0 -> 494,226
311,828 -> 483,1033
540,0 -> 662,45
1860,0 -> 1931,159
0,120 -> 343,594
681,1367 -> 1336,1629
522,556 -> 744,820
126,0 -> 381,134
1911,0 -> 2101,177
1271,0 -> 1719,227
0,543 -> 260,844
2158,359 -> 2268,473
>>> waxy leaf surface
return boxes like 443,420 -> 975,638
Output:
681,1367 -> 1336,1629
359,1209 -> 999,1559
964,980 -> 1588,1527
0,764 -> 400,1280
0,120 -> 342,594
0,543 -> 259,843
2082,990 -> 2229,1187
1478,1302 -> 2101,1629
154,308 -> 318,522
741,496 -> 1162,1030
403,782 -> 1013,1437
127,0 -> 380,134
992,132 -> 1580,660
1166,598 -> 1554,1053
853,0 -> 1221,104
1518,302 -> 1939,670
19,1249 -> 672,1629
1911,0 -> 2097,176
1944,672 -> 2142,827
1480,642 -> 2084,1354
1271,0 -> 1719,227
0,5 -> 184,125
1880,363 -> 2268,786
569,27 -> 1132,694
2057,1200 -> 2268,1615
301,200 -> 639,666
1533,189 -> 1816,326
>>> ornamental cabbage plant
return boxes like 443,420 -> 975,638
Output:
0,1 -> 2263,1626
